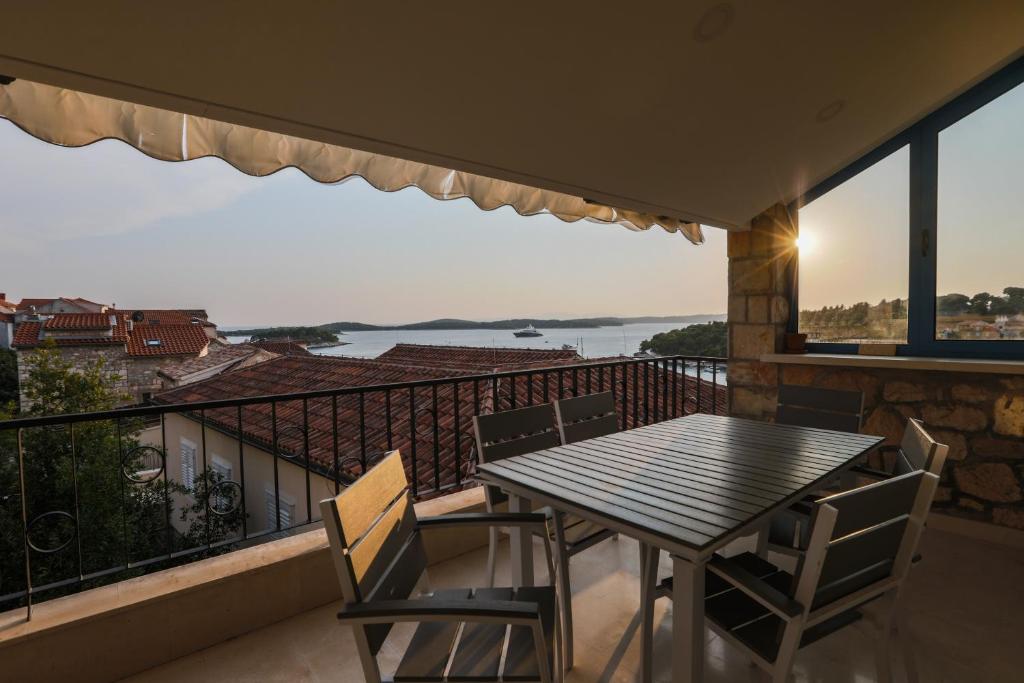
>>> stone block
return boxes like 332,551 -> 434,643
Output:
728,296 -> 746,323
992,506 -> 1024,529
727,230 -> 751,258
954,463 -> 1022,503
730,324 -> 776,360
994,395 -> 1024,437
958,497 -> 985,512
780,365 -> 817,386
864,406 -> 906,445
933,486 -> 953,503
932,429 -> 968,461
951,383 -> 991,404
883,381 -> 929,402
970,436 -> 1024,459
771,295 -> 790,323
747,296 -> 769,323
727,361 -> 776,387
729,259 -> 771,294
922,405 -> 988,432
730,386 -> 776,418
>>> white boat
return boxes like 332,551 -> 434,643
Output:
513,324 -> 543,338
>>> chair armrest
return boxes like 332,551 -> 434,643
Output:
708,555 -> 804,619
416,512 -> 549,532
337,597 -> 542,626
849,464 -> 894,480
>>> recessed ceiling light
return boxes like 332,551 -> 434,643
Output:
693,3 -> 735,43
816,99 -> 846,123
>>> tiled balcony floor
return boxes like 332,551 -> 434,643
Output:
126,527 -> 1022,683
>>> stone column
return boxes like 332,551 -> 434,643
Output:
726,203 -> 796,420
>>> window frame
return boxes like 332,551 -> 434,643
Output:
789,55 -> 1024,360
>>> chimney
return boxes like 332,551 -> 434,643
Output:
0,293 -> 5,300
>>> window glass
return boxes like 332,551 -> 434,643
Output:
798,147 -> 910,343
937,82 -> 1024,341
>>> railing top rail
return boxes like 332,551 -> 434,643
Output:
0,354 -> 725,431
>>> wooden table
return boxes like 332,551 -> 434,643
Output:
475,413 -> 884,683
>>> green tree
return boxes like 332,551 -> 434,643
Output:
937,293 -> 970,316
0,342 -> 243,610
640,321 -> 727,357
0,348 -> 17,410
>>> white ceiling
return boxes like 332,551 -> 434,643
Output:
0,2 -> 1022,230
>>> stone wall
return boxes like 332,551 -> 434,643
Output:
726,203 -> 1024,531
16,346 -> 129,408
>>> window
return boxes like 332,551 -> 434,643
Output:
144,339 -> 162,347
794,56 -> 1024,359
180,437 -> 197,487
211,455 -> 234,511
936,81 -> 1024,342
798,147 -> 909,343
264,488 -> 296,530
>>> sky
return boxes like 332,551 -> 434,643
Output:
0,120 -> 727,327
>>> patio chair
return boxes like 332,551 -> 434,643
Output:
654,469 -> 939,683
473,402 -> 614,669
775,384 -> 864,433
767,418 -> 949,555
321,450 -> 563,683
553,390 -> 619,444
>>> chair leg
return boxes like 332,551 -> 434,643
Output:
551,511 -> 574,672
486,526 -> 498,588
638,543 -> 659,683
895,603 -> 919,683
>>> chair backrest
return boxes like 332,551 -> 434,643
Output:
776,384 -> 864,433
794,469 -> 939,614
320,450 -> 426,656
893,417 -> 949,476
554,391 -> 618,444
473,403 -> 560,464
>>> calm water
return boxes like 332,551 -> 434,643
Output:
225,322 -> 726,382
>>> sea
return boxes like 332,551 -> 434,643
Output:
224,322 -> 726,384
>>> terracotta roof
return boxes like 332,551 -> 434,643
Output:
126,324 -> 210,357
43,313 -> 113,330
158,343 -> 272,381
13,319 -> 128,347
0,312 -> 13,323
251,340 -> 313,356
376,343 -> 581,371
16,298 -> 57,310
110,309 -> 212,326
152,350 -> 727,495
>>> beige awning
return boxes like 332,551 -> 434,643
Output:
0,79 -> 704,244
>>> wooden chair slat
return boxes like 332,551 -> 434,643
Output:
778,384 -> 864,414
394,589 -> 470,682
554,391 -> 616,424
480,430 -> 561,463
503,586 -> 557,681
817,471 -> 923,539
447,587 -> 514,681
475,404 -> 558,444
364,533 -> 429,655
776,405 -> 862,434
817,516 -> 909,589
332,450 -> 408,546
349,493 -> 420,594
900,418 -> 939,471
561,414 -> 620,445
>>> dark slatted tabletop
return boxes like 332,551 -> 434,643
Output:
476,413 -> 884,559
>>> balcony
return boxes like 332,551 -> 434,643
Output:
2,500 -> 1020,682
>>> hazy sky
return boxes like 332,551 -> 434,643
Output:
0,120 -> 727,327
799,80 -> 1024,311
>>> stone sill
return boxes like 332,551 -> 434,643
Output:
761,353 -> 1024,376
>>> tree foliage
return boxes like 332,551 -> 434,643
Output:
639,321 -> 727,357
0,348 -> 17,410
0,342 -> 243,610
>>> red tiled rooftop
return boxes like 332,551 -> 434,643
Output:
376,343 -> 581,371
13,321 -> 126,347
251,340 -> 313,356
126,324 -> 210,357
43,313 -> 113,330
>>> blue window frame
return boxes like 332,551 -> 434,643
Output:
790,55 -> 1024,360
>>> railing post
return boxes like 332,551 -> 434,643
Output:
696,361 -> 703,414
432,384 -> 440,491
408,386 -> 418,498
17,427 -> 32,620
453,382 -> 462,486
271,402 -> 281,532
237,405 -> 248,538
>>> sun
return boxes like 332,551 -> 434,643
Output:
795,233 -> 815,255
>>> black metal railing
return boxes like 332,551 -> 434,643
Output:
0,354 -> 725,618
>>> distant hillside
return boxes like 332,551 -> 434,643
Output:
228,314 -> 725,338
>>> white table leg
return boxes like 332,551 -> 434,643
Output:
508,493 -> 534,587
639,543 -> 660,683
671,555 -> 705,683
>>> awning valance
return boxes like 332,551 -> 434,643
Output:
0,79 -> 703,244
